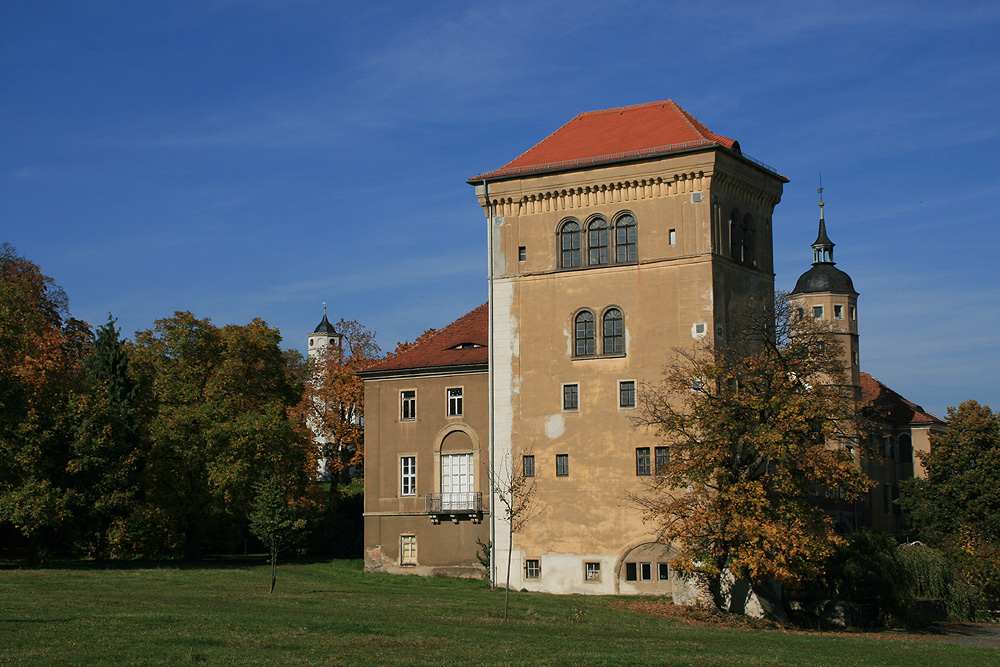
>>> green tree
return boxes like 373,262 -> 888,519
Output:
249,475 -> 308,594
635,294 -> 873,614
130,312 -> 311,558
0,244 -> 90,558
899,400 -> 1000,607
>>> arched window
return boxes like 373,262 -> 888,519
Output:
603,308 -> 623,355
729,210 -> 743,262
588,218 -> 609,265
615,214 -> 637,263
560,221 -> 581,268
574,311 -> 595,356
742,214 -> 755,267
898,434 -> 913,465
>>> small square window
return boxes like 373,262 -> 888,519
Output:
640,562 -> 652,581
796,307 -> 804,320
447,387 -> 463,417
669,229 -> 676,246
834,304 -> 843,319
625,562 -> 637,581
522,455 -> 535,478
556,454 -> 569,477
401,535 -> 417,566
401,390 -> 416,421
658,562 -> 670,580
812,305 -> 823,319
518,246 -> 526,261
619,380 -> 636,408
635,447 -> 651,476
563,384 -> 579,411
525,559 -> 540,579
585,562 -> 601,582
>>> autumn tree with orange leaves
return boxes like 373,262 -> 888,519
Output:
299,320 -> 381,487
635,293 -> 873,615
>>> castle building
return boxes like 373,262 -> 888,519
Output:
359,100 -> 943,592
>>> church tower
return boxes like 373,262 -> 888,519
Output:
308,304 -> 342,360
788,192 -> 860,390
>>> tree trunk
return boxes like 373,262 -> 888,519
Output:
268,537 -> 277,594
504,520 -> 513,622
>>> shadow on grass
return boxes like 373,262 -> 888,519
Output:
0,553 -> 355,572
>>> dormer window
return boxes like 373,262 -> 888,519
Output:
450,342 -> 484,350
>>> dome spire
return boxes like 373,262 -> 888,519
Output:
812,178 -> 835,265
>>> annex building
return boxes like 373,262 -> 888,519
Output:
357,100 -> 944,594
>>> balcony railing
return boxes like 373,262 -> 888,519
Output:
425,492 -> 482,514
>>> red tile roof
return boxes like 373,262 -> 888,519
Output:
469,100 -> 746,181
861,372 -> 944,426
360,303 -> 489,375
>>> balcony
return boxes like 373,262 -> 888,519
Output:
425,492 -> 483,524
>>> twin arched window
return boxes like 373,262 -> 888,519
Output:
575,308 -> 625,357
560,214 -> 636,269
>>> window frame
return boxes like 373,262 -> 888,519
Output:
400,535 -> 417,566
619,380 -> 636,409
522,455 -> 535,478
585,561 -> 601,582
625,562 -> 637,581
555,454 -> 569,477
812,305 -> 824,319
562,383 -> 579,411
655,446 -> 670,475
602,308 -> 624,355
400,390 -> 416,421
559,220 -> 582,268
640,562 -> 652,581
615,213 -> 637,263
524,559 -> 540,579
400,456 -> 416,496
446,387 -> 463,417
587,218 -> 610,266
658,562 -> 670,581
574,310 -> 596,357
636,447 -> 651,476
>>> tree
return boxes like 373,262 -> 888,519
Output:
490,449 -> 538,622
129,312 -> 312,558
297,320 -> 380,487
0,244 -> 90,558
249,475 -> 309,594
899,400 -> 1000,606
635,293 -> 873,614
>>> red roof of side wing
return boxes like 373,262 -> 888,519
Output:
360,303 -> 489,375
860,373 -> 945,425
469,100 -> 746,181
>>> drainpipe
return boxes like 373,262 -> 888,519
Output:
483,178 -> 497,589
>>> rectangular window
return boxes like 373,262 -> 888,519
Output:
635,447 -> 651,476
401,456 -> 416,496
834,304 -> 843,319
850,306 -> 857,321
640,562 -> 652,581
563,384 -> 579,410
625,562 -> 637,581
669,229 -> 676,246
658,562 -> 670,580
401,390 -> 416,421
400,535 -> 416,565
619,380 -> 636,408
585,562 -> 601,582
655,446 -> 670,474
556,454 -> 569,477
883,484 -> 893,514
447,387 -> 463,416
518,246 -> 526,261
525,559 -> 540,579
812,305 -> 824,319
522,455 -> 535,478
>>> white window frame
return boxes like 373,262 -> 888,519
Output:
585,561 -> 601,582
401,390 -> 416,421
525,559 -> 540,579
400,456 -> 416,496
447,387 -> 463,417
640,562 -> 652,581
400,535 -> 416,566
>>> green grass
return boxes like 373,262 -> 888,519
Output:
0,559 -> 992,666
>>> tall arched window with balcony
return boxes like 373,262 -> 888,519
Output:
575,310 -> 595,356
615,214 -> 637,263
560,221 -> 581,268
603,308 -> 623,355
588,218 -> 610,265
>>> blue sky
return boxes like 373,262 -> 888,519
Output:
2,1 -> 998,418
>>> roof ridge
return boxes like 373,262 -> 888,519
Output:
578,99 -> 675,117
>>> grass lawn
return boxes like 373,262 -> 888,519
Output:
0,558 -> 993,666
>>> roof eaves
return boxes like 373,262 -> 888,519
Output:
358,362 -> 488,380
